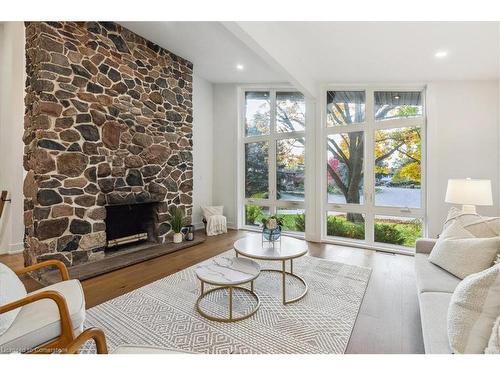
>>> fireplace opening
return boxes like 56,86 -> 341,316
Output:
105,203 -> 158,250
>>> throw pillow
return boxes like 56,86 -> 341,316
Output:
448,264 -> 500,354
440,220 -> 475,240
429,236 -> 499,279
485,316 -> 500,354
443,207 -> 479,229
443,207 -> 500,238
464,217 -> 500,238
0,262 -> 27,335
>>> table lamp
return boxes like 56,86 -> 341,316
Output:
445,178 -> 493,214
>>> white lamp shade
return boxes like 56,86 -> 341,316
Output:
445,179 -> 493,206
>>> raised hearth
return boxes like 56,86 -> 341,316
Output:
42,230 -> 206,283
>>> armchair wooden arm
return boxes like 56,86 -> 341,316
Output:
16,259 -> 70,281
63,328 -> 108,354
0,290 -> 75,353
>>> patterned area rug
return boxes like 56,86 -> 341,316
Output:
84,250 -> 371,354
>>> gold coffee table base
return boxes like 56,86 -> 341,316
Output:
261,266 -> 308,305
233,236 -> 309,305
195,282 -> 261,323
236,251 -> 308,305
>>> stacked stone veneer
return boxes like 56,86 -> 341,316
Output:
23,22 -> 193,267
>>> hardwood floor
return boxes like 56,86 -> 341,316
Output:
0,229 -> 425,354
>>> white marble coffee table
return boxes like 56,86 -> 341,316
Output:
234,235 -> 308,305
195,257 -> 261,322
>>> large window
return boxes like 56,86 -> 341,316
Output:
324,88 -> 425,250
242,89 -> 306,233
239,86 -> 425,251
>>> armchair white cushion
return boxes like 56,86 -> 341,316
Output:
0,263 -> 27,336
0,267 -> 85,353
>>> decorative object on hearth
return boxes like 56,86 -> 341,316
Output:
201,206 -> 227,236
261,215 -> 283,244
169,207 -> 186,244
181,225 -> 195,241
445,178 -> 493,214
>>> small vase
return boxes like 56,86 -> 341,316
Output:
263,226 -> 281,242
173,232 -> 183,243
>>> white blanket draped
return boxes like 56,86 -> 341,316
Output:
205,214 -> 227,236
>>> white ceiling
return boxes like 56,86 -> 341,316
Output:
119,22 -> 287,83
238,22 -> 500,83
120,22 -> 500,86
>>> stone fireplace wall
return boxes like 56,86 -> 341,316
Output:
23,22 -> 193,267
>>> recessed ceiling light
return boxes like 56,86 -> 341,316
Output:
236,64 -> 244,71
434,51 -> 448,59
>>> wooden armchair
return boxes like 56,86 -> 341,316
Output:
0,260 -> 85,353
63,327 -> 109,354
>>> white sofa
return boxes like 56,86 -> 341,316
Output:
415,238 -> 460,354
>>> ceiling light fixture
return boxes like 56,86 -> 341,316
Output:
236,64 -> 244,71
434,50 -> 448,59
394,95 -> 400,100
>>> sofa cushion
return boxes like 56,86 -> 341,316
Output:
485,316 -> 500,354
444,207 -> 500,237
447,264 -> 500,354
428,236 -> 499,279
0,279 -> 85,352
415,253 -> 461,294
419,292 -> 453,354
0,262 -> 27,336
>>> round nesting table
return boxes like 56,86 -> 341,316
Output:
195,256 -> 261,322
234,235 -> 308,305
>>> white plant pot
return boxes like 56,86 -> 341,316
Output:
173,232 -> 183,243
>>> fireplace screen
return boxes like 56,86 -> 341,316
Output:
105,203 -> 158,248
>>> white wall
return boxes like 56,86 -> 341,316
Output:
192,73 -> 214,227
0,22 -> 26,254
426,80 -> 500,237
212,84 -> 239,227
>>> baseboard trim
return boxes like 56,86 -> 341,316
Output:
8,242 -> 24,254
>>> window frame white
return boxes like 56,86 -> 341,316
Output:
320,85 -> 427,253
237,85 -> 307,237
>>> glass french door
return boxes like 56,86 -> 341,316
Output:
324,88 -> 425,250
241,89 -> 306,233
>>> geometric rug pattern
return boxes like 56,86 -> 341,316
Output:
84,250 -> 371,354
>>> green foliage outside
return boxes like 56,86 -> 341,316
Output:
327,215 -> 421,247
279,213 -> 305,232
327,215 -> 365,240
245,204 -> 265,226
245,205 -> 306,233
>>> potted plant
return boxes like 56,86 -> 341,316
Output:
261,215 -> 284,242
169,206 -> 185,243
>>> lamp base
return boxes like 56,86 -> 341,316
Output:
461,204 -> 477,214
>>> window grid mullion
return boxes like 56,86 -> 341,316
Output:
269,89 -> 277,215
